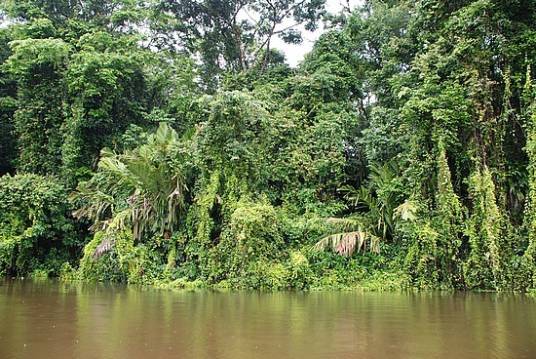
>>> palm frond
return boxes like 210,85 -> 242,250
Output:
325,217 -> 362,231
93,237 -> 114,259
74,123 -> 188,242
394,200 -> 418,222
314,231 -> 380,256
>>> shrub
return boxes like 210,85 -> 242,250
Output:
0,174 -> 77,275
285,250 -> 314,290
77,231 -> 166,284
208,198 -> 284,281
243,260 -> 288,290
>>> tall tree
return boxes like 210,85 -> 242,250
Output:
152,0 -> 326,87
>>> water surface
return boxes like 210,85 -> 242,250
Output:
0,280 -> 535,358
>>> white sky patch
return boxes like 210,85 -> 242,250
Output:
273,0 -> 363,67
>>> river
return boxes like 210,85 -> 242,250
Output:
0,280 -> 535,358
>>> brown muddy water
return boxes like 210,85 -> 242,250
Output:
0,280 -> 535,359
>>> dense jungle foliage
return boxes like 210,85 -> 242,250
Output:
1,0 -> 536,291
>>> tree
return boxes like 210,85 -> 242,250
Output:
0,28 -> 17,175
1,0 -> 144,29
74,123 -> 192,246
5,38 -> 70,175
62,31 -> 148,185
152,0 -> 326,87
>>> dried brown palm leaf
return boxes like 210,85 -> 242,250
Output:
314,230 -> 381,256
93,238 -> 114,259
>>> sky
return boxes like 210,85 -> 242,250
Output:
272,0 -> 363,67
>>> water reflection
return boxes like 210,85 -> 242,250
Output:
0,280 -> 535,358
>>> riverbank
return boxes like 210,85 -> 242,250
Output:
5,237 -> 534,293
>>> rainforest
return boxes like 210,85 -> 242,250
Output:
1,0 -> 536,292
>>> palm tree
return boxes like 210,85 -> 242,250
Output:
315,161 -> 416,256
74,123 -> 189,256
